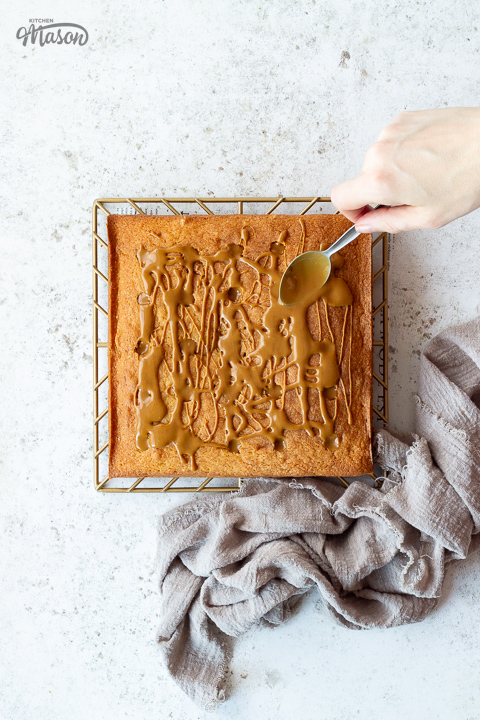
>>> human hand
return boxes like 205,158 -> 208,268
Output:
330,107 -> 480,233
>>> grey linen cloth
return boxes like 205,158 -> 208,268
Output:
155,316 -> 480,710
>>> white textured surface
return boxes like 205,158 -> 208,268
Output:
1,1 -> 480,718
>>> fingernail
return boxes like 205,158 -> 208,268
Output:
355,225 -> 374,233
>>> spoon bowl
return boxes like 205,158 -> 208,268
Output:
279,251 -> 332,306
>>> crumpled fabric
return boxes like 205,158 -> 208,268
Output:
155,316 -> 480,710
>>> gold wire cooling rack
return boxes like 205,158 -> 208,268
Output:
92,197 -> 388,493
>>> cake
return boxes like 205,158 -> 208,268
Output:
107,213 -> 373,478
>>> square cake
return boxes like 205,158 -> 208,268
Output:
107,213 -> 373,478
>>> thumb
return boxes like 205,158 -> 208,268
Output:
355,205 -> 427,234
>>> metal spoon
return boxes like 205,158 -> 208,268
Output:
279,205 -> 383,306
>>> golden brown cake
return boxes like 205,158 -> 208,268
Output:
107,214 -> 373,478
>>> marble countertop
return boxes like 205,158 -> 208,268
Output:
2,1 -> 480,718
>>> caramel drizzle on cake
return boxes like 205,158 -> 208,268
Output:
134,220 -> 354,467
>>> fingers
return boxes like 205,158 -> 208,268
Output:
333,205 -> 372,224
331,140 -> 401,218
331,174 -> 382,215
354,205 -> 430,234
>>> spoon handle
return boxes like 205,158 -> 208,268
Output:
323,224 -> 360,258
323,204 -> 385,258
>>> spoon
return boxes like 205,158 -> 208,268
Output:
279,205 -> 383,306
